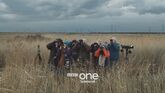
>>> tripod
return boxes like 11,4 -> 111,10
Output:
34,45 -> 42,65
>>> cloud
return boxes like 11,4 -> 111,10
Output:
123,0 -> 165,14
1,0 -> 121,21
0,1 -> 19,21
0,0 -> 165,22
0,1 -> 8,12
0,14 -> 17,19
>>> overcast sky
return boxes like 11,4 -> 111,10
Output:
0,0 -> 165,32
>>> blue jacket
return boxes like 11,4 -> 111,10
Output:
108,42 -> 120,61
64,41 -> 72,47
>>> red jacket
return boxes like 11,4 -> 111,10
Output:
95,48 -> 110,58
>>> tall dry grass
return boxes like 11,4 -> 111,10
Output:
0,33 -> 165,93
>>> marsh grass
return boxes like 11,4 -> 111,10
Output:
0,34 -> 165,93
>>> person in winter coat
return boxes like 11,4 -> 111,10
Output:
47,39 -> 63,68
95,46 -> 110,67
108,37 -> 120,67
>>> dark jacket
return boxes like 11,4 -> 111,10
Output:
47,41 -> 60,66
90,43 -> 100,56
64,47 -> 72,61
108,42 -> 120,61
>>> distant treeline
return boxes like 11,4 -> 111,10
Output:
0,32 -> 165,35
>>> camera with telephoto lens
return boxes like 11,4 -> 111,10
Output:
121,45 -> 134,53
121,45 -> 134,62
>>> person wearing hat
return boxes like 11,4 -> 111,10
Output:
108,37 -> 120,67
90,42 -> 100,68
64,40 -> 72,47
63,41 -> 73,69
95,45 -> 110,67
47,38 -> 63,69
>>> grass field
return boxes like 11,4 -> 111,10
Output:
0,33 -> 165,93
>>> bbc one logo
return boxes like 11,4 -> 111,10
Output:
67,73 -> 99,83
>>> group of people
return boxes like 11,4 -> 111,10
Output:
47,37 -> 120,70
